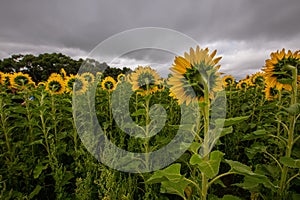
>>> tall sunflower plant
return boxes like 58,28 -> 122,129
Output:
239,49 -> 300,199
146,46 -> 267,200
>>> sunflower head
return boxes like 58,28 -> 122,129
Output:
73,75 -> 88,95
167,46 -> 223,105
222,75 -> 236,88
0,72 -> 5,85
2,73 -> 12,88
37,82 -> 46,89
263,83 -> 280,101
129,66 -> 161,96
81,72 -> 95,84
117,73 -> 126,82
236,80 -> 249,90
263,49 -> 300,91
250,72 -> 265,87
101,76 -> 117,92
10,72 -> 35,89
46,75 -> 65,94
65,74 -> 77,93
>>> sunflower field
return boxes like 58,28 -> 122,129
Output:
0,47 -> 299,200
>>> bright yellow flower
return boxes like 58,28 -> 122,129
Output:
167,46 -> 223,105
129,66 -> 161,96
46,75 -> 65,94
65,74 -> 77,93
101,76 -> 117,92
222,75 -> 235,87
10,72 -> 35,89
73,75 -> 88,95
81,72 -> 95,84
263,49 -> 300,91
60,68 -> 67,80
117,73 -> 126,82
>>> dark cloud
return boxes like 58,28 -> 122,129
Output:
0,0 -> 299,78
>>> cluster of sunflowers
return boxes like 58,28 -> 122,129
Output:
222,48 -> 300,101
0,47 -> 299,103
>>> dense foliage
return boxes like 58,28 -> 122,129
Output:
0,48 -> 299,200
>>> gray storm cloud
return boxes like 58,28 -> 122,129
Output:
0,0 -> 299,79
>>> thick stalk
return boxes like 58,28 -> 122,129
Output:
279,65 -> 297,196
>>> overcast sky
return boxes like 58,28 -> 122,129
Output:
0,0 -> 299,79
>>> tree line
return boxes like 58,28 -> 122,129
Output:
0,53 -> 131,82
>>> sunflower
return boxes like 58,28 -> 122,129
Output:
117,73 -> 126,82
96,72 -> 103,80
60,68 -> 67,80
250,72 -> 265,87
73,75 -> 88,95
65,74 -> 77,93
263,49 -> 300,91
2,73 -> 12,87
129,66 -> 161,96
46,75 -> 65,94
37,82 -> 46,89
167,46 -> 223,105
0,72 -> 5,85
81,72 -> 95,84
236,79 -> 250,90
263,83 -> 279,101
10,72 -> 35,89
222,75 -> 235,88
101,76 -> 117,92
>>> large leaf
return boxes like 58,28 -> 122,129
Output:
216,116 -> 249,127
227,160 -> 277,191
284,103 -> 300,115
280,157 -> 300,168
146,163 -> 190,199
242,129 -> 267,141
160,178 -> 190,200
190,151 -> 224,179
146,163 -> 183,184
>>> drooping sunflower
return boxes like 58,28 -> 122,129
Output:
263,49 -> 300,91
117,73 -> 126,82
101,76 -> 117,92
65,74 -> 77,93
222,75 -> 236,88
250,72 -> 265,87
73,75 -> 88,95
10,72 -> 35,89
46,75 -> 65,94
129,66 -> 161,96
60,68 -> 67,80
81,72 -> 95,84
167,46 -> 223,105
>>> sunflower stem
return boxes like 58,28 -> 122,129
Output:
279,64 -> 297,197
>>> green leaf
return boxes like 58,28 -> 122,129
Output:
188,142 -> 201,154
33,164 -> 48,179
160,178 -> 190,199
220,126 -> 233,137
284,103 -> 300,115
29,185 -> 42,199
242,129 -> 267,141
146,163 -> 183,184
280,157 -> 300,168
190,151 -> 224,179
131,109 -> 146,117
216,116 -> 249,127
